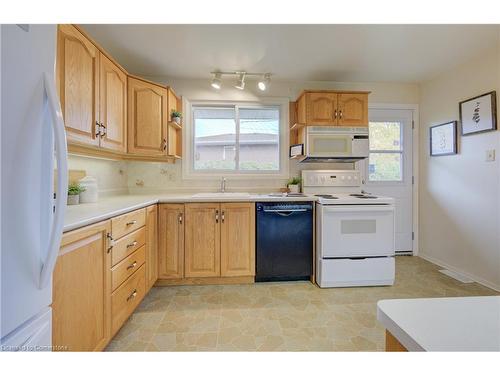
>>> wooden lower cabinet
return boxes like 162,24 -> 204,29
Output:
220,203 -> 255,277
385,330 -> 408,352
184,203 -> 221,278
158,204 -> 185,279
52,220 -> 111,351
158,202 -> 256,283
145,205 -> 158,290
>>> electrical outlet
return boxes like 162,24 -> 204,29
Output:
486,149 -> 496,162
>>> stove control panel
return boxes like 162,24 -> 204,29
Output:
302,170 -> 361,187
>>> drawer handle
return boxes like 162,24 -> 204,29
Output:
127,261 -> 138,270
126,220 -> 137,226
127,241 -> 137,249
126,289 -> 137,302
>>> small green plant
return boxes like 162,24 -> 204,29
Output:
171,110 -> 182,118
68,183 -> 85,196
287,177 -> 302,186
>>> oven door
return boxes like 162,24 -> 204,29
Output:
319,205 -> 395,258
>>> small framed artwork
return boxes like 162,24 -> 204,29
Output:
289,144 -> 304,158
430,121 -> 457,156
459,91 -> 497,136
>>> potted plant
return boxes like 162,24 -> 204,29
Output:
67,183 -> 85,205
287,177 -> 302,194
171,110 -> 182,125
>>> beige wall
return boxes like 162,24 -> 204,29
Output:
418,49 -> 500,290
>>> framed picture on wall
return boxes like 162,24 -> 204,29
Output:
430,121 -> 457,156
459,91 -> 497,135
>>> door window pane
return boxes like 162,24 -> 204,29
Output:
369,122 -> 402,151
239,108 -> 280,170
368,153 -> 402,181
193,107 -> 236,170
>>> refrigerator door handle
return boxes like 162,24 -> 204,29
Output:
38,73 -> 68,289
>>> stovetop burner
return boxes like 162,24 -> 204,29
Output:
315,194 -> 338,199
350,193 -> 378,199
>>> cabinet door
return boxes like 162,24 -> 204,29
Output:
99,53 -> 127,152
337,93 -> 368,127
158,204 -> 185,279
220,203 -> 255,277
184,203 -> 220,278
145,205 -> 158,289
57,24 -> 100,146
53,220 -> 111,351
306,92 -> 337,125
127,77 -> 168,156
296,94 -> 307,125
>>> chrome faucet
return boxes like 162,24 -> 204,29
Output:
220,176 -> 227,193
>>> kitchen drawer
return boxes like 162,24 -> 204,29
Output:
111,264 -> 146,335
111,245 -> 146,291
111,208 -> 146,239
317,257 -> 395,288
112,227 -> 145,266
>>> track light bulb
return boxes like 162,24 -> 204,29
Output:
235,73 -> 246,90
257,73 -> 271,91
211,73 -> 222,89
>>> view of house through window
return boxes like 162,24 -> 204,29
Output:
368,121 -> 403,181
193,105 -> 280,172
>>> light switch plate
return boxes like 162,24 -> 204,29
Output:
486,149 -> 496,162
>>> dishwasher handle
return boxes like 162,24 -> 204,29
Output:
263,208 -> 308,217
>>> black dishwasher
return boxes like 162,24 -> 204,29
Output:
256,202 -> 313,282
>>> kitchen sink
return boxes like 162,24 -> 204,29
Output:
191,192 -> 251,198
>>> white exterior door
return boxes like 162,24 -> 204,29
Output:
359,108 -> 414,253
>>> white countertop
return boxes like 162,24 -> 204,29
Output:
377,296 -> 500,351
64,193 -> 317,232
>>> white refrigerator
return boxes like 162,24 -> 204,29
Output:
1,24 -> 68,351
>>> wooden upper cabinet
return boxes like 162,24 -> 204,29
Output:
53,220 -> 111,351
184,203 -> 221,278
158,204 -> 185,279
337,93 -> 369,126
57,24 -> 99,146
220,203 -> 255,277
127,77 -> 168,156
99,54 -> 127,152
145,205 -> 158,290
306,92 -> 338,125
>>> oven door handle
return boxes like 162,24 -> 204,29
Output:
322,205 -> 394,213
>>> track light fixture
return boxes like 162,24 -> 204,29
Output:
258,73 -> 271,91
209,71 -> 271,91
211,72 -> 222,89
235,72 -> 246,90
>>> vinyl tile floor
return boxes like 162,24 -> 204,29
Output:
105,256 -> 498,351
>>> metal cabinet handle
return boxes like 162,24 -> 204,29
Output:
106,233 -> 115,253
162,138 -> 167,151
178,213 -> 183,224
127,261 -> 137,270
95,121 -> 101,137
126,220 -> 137,226
215,210 -> 219,223
221,211 -> 225,223
126,289 -> 137,302
126,241 -> 137,249
334,109 -> 337,119
339,110 -> 343,119
100,122 -> 106,137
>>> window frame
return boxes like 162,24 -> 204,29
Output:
367,120 -> 404,183
183,98 -> 290,179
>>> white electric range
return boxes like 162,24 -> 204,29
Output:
302,170 -> 396,288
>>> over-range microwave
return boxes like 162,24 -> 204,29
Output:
292,126 -> 369,163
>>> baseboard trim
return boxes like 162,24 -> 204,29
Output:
419,253 -> 500,292
155,276 -> 255,286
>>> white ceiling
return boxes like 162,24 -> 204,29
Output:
81,24 -> 499,83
